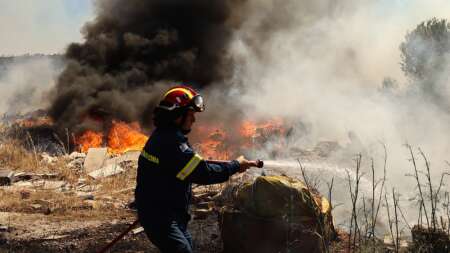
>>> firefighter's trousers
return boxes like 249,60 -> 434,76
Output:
142,219 -> 193,253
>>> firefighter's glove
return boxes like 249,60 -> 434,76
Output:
236,155 -> 251,173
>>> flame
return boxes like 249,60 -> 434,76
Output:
75,121 -> 148,154
107,121 -> 148,154
239,120 -> 258,138
239,118 -> 286,146
75,130 -> 103,153
75,117 -> 287,157
193,118 -> 286,159
194,126 -> 230,160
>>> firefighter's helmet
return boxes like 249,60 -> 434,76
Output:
158,85 -> 205,112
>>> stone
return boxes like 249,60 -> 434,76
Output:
76,192 -> 94,200
30,202 -> 52,214
83,148 -> 108,173
122,150 -> 141,160
104,150 -> 140,167
60,184 -> 72,192
220,207 -> 326,253
69,152 -> 86,160
0,169 -> 14,186
12,172 -> 33,181
43,235 -> 69,240
77,184 -> 99,192
11,172 -> 59,182
13,181 -> 34,187
77,178 -> 87,185
68,159 -> 83,170
36,173 -> 59,180
219,176 -> 335,253
30,204 -> 42,209
132,226 -> 145,234
36,180 -> 66,190
41,152 -> 57,164
196,201 -> 213,209
192,208 -> 213,220
192,192 -> 214,204
88,164 -> 124,179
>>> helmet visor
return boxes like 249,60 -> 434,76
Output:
192,95 -> 205,112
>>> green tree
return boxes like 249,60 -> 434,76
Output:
400,18 -> 450,81
400,18 -> 450,109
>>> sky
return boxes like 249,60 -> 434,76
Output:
0,0 -> 94,55
0,0 -> 449,56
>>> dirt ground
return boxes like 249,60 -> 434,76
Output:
0,210 -> 223,253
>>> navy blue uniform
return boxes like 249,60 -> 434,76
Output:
135,126 -> 240,253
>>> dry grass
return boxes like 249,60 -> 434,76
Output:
0,188 -> 80,214
0,139 -> 40,172
98,167 -> 136,193
0,138 -> 83,184
0,185 -> 131,219
0,128 -> 136,221
46,156 -> 83,183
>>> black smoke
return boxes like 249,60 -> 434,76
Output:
49,0 -> 246,133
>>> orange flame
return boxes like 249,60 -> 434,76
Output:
107,121 -> 148,154
75,121 -> 148,154
193,118 -> 286,159
75,130 -> 103,153
194,126 -> 230,160
239,118 -> 286,145
75,118 -> 287,157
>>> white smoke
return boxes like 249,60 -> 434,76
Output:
230,0 -> 450,228
0,57 -> 64,116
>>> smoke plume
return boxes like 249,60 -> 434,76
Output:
49,0 -> 246,133
0,56 -> 63,116
230,0 -> 450,226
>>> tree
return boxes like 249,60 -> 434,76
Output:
400,18 -> 450,81
400,18 -> 450,108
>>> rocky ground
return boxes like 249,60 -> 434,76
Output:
0,135 -> 236,253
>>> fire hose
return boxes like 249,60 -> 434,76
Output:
97,159 -> 264,253
207,159 -> 264,168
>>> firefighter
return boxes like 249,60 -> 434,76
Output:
135,85 -> 251,253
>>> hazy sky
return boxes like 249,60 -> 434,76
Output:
0,0 -> 93,55
0,0 -> 449,56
